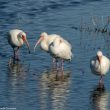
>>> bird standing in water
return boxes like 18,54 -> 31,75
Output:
90,51 -> 110,85
8,29 -> 30,61
49,36 -> 73,79
34,32 -> 73,79
34,32 -> 64,66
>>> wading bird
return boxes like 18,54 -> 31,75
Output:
49,37 -> 73,78
34,32 -> 73,79
8,29 -> 30,60
90,51 -> 110,85
34,32 -> 63,65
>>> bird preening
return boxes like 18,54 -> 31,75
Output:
8,29 -> 30,61
90,51 -> 110,86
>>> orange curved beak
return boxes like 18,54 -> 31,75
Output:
97,55 -> 102,64
22,36 -> 30,54
34,36 -> 43,52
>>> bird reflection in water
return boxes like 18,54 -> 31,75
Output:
8,57 -> 28,75
90,83 -> 110,110
6,58 -> 28,105
39,69 -> 71,110
46,67 -> 71,82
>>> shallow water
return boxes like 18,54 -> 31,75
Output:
0,0 -> 110,110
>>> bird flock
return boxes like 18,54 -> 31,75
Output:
8,29 -> 110,86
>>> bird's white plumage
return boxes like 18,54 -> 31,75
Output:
90,51 -> 110,76
7,29 -> 30,60
8,29 -> 26,47
38,32 -> 65,52
49,36 -> 73,60
35,32 -> 73,61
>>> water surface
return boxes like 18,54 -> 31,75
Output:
0,0 -> 110,110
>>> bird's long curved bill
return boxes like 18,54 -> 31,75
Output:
24,38 -> 30,54
97,55 -> 101,64
34,37 -> 42,52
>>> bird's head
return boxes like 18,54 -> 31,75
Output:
34,32 -> 47,52
97,51 -> 103,63
18,32 -> 30,54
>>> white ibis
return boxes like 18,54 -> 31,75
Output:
8,29 -> 30,60
90,51 -> 110,85
34,32 -> 61,52
49,36 -> 73,78
34,32 -> 63,65
34,32 -> 72,75
34,32 -> 73,79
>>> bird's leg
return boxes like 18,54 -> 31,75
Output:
15,47 -> 20,61
13,48 -> 16,59
12,48 -> 16,64
99,75 -> 103,84
13,48 -> 17,61
55,60 -> 59,81
99,75 -> 104,88
13,47 -> 20,61
8,57 -> 13,69
52,57 -> 57,69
